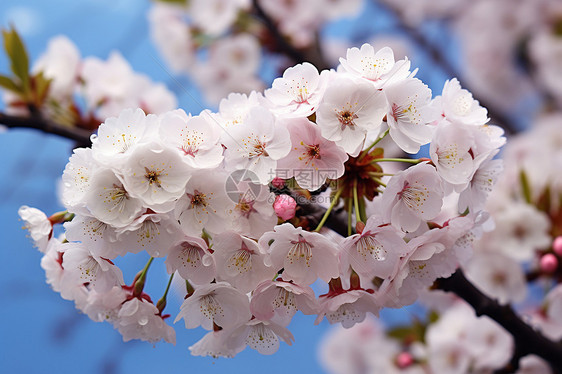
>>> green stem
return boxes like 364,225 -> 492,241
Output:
133,257 -> 154,297
371,157 -> 421,164
314,188 -> 344,232
353,181 -> 363,223
372,177 -> 387,187
185,279 -> 195,296
157,272 -> 175,314
367,172 -> 394,177
358,128 -> 389,161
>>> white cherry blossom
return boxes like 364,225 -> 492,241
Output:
381,163 -> 444,232
436,78 -> 489,126
430,121 -> 476,187
121,142 -> 191,212
259,223 -> 339,285
18,206 -> 52,252
165,236 -> 216,285
385,78 -> 434,154
116,297 -> 176,344
222,106 -> 291,184
84,168 -> 143,228
315,290 -> 380,328
340,215 -> 409,279
159,109 -> 223,169
116,212 -> 184,257
175,282 -> 251,330
250,280 -> 318,326
175,170 -> 233,236
265,62 -> 327,118
213,232 -> 275,293
224,319 -> 294,355
339,44 -> 411,88
91,108 -> 157,166
62,242 -> 124,292
276,117 -> 348,190
316,75 -> 387,155
61,147 -> 97,214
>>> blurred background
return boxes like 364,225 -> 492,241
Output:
1,0 -> 559,373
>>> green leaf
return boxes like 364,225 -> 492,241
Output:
0,74 -> 21,92
519,169 -> 532,204
32,71 -> 52,106
2,27 -> 30,92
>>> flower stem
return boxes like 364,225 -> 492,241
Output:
372,177 -> 387,187
353,180 -> 363,223
314,188 -> 343,232
133,257 -> 154,297
157,272 -> 175,314
185,279 -> 195,297
358,128 -> 389,161
371,157 -> 421,164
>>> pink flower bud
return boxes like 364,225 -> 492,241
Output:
271,177 -> 285,189
553,236 -> 562,256
273,194 -> 297,221
540,253 -> 558,273
396,352 -> 414,369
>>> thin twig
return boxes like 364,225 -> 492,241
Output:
0,111 -> 92,146
376,0 -> 516,135
436,269 -> 562,374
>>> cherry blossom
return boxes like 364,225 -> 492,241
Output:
158,109 -> 223,169
340,215 -> 409,279
18,206 -> 52,252
316,75 -> 387,155
265,62 -> 327,118
116,297 -> 176,344
222,106 -> 291,184
259,223 -> 339,285
250,280 -> 318,326
121,142 -> 191,212
381,162 -> 444,232
62,242 -> 124,292
385,77 -> 434,154
175,282 -> 251,330
339,44 -> 411,88
213,231 -> 275,293
224,319 -> 294,355
165,236 -> 216,285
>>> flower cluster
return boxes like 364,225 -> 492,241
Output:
147,0 -> 363,104
319,301 -> 551,374
20,44 -> 504,357
3,35 -> 177,127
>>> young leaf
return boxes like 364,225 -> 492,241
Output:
2,27 -> 30,92
0,74 -> 21,92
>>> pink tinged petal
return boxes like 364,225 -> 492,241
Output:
246,323 -> 281,355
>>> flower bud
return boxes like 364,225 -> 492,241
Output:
540,253 -> 558,273
396,352 -> 414,368
271,177 -> 285,189
273,194 -> 297,221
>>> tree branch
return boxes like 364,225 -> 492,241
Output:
0,111 -> 92,146
251,0 -> 330,71
436,269 -> 562,374
376,0 -> 516,135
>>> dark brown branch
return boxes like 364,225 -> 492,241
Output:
0,112 -> 92,146
376,0 -> 516,135
436,269 -> 562,374
251,0 -> 330,71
